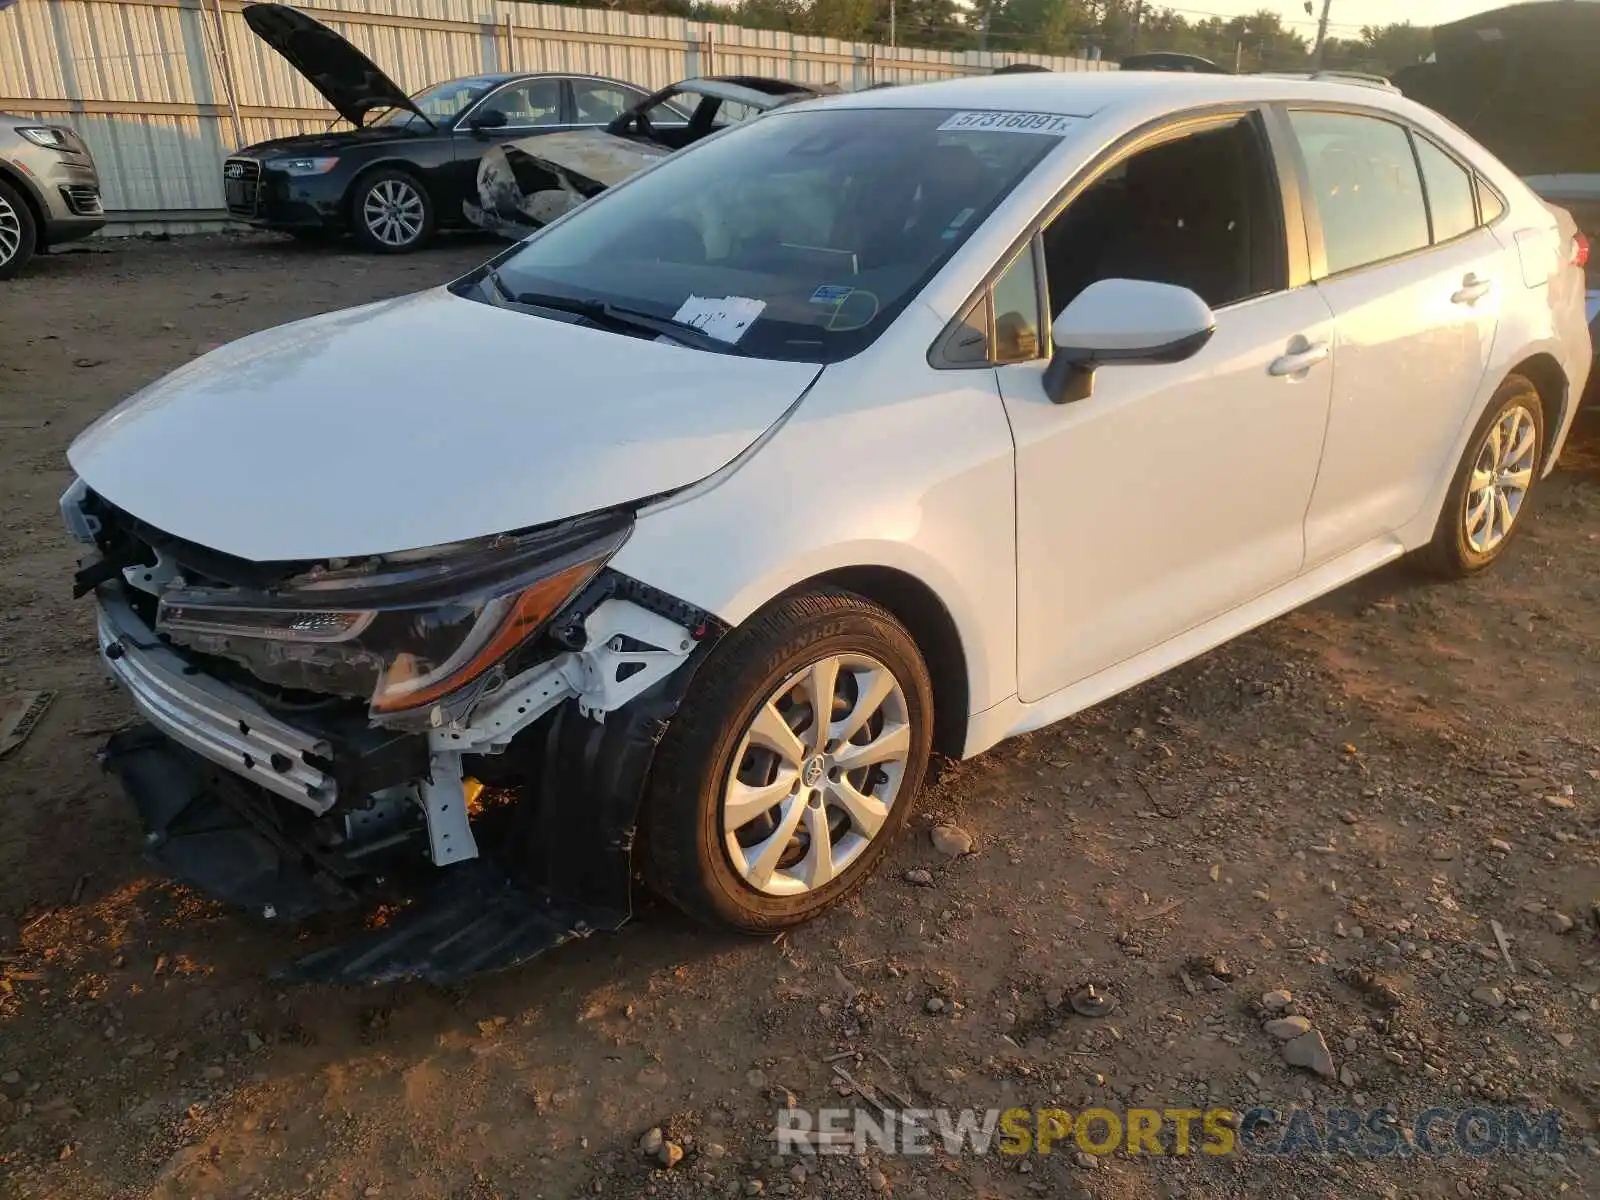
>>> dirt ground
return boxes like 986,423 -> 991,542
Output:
1,232 -> 1598,1200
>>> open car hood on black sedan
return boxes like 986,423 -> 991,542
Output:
243,2 -> 426,129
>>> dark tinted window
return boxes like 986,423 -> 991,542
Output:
1039,116 -> 1284,312
1289,110 -> 1430,274
1415,135 -> 1477,242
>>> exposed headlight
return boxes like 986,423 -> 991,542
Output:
156,515 -> 629,717
268,156 -> 339,176
16,127 -> 69,149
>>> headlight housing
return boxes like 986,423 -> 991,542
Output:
268,156 -> 339,176
156,515 -> 629,719
16,126 -> 70,149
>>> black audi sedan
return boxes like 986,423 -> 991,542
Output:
226,3 -> 655,252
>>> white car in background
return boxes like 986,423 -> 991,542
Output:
465,75 -> 833,238
61,71 -> 1590,984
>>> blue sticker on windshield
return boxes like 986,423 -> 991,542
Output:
810,284 -> 853,306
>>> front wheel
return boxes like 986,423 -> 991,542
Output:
641,590 -> 935,933
351,169 -> 433,253
1421,374 -> 1546,578
0,179 -> 37,280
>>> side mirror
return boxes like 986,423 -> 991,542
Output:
1042,279 -> 1216,404
468,108 -> 509,133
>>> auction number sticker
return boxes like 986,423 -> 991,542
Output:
937,111 -> 1079,135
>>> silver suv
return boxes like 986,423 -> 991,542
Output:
0,116 -> 105,279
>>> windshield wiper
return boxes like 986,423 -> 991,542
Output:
511,289 -> 751,356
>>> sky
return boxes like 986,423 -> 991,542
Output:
1163,0 -> 1556,36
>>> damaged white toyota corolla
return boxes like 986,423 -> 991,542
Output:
63,71 -> 1590,984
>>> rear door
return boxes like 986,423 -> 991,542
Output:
1283,107 -> 1507,565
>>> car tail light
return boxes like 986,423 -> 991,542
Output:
1571,232 -> 1590,268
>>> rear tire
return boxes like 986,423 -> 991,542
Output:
1420,373 -> 1546,578
350,169 -> 433,254
0,179 -> 38,280
641,589 -> 934,933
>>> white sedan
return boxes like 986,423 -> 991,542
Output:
61,71 -> 1591,982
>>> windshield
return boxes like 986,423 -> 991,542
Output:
374,76 -> 503,128
474,107 -> 1062,363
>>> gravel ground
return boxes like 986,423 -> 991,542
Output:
1,232 -> 1598,1200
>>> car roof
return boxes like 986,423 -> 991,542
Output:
451,71 -> 629,86
708,76 -> 824,97
818,70 -> 1417,119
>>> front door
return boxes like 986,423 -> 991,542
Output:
997,112 -> 1337,702
445,76 -> 570,212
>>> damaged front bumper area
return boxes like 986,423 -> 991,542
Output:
69,483 -> 722,984
97,586 -> 340,811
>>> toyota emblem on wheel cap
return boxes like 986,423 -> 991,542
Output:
802,756 -> 825,787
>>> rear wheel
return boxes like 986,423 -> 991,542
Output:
1421,373 -> 1546,577
641,590 -> 934,933
0,179 -> 37,280
351,169 -> 433,253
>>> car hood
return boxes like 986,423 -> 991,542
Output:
510,129 -> 672,189
67,288 -> 822,562
237,127 -> 418,157
243,2 -> 425,129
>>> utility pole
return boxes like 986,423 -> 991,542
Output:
890,0 -> 896,49
978,3 -> 990,54
1311,0 -> 1334,69
205,0 -> 244,149
1129,0 -> 1143,55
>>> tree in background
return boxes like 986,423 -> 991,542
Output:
1321,23 -> 1433,75
804,0 -> 878,39
982,0 -> 1094,57
523,0 -> 1433,74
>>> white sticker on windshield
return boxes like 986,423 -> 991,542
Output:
671,294 -> 767,345
937,111 -> 1079,136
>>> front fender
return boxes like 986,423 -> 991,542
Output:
607,343 -> 1019,729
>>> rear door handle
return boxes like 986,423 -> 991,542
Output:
1452,274 -> 1493,305
1269,342 -> 1330,376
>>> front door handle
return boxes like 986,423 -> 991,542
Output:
1268,342 -> 1330,377
1452,274 -> 1493,305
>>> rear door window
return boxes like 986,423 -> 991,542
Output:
1477,177 -> 1506,224
572,81 -> 643,124
1414,135 -> 1478,243
1288,110 -> 1431,275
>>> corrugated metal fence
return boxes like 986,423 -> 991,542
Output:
0,0 -> 1111,232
